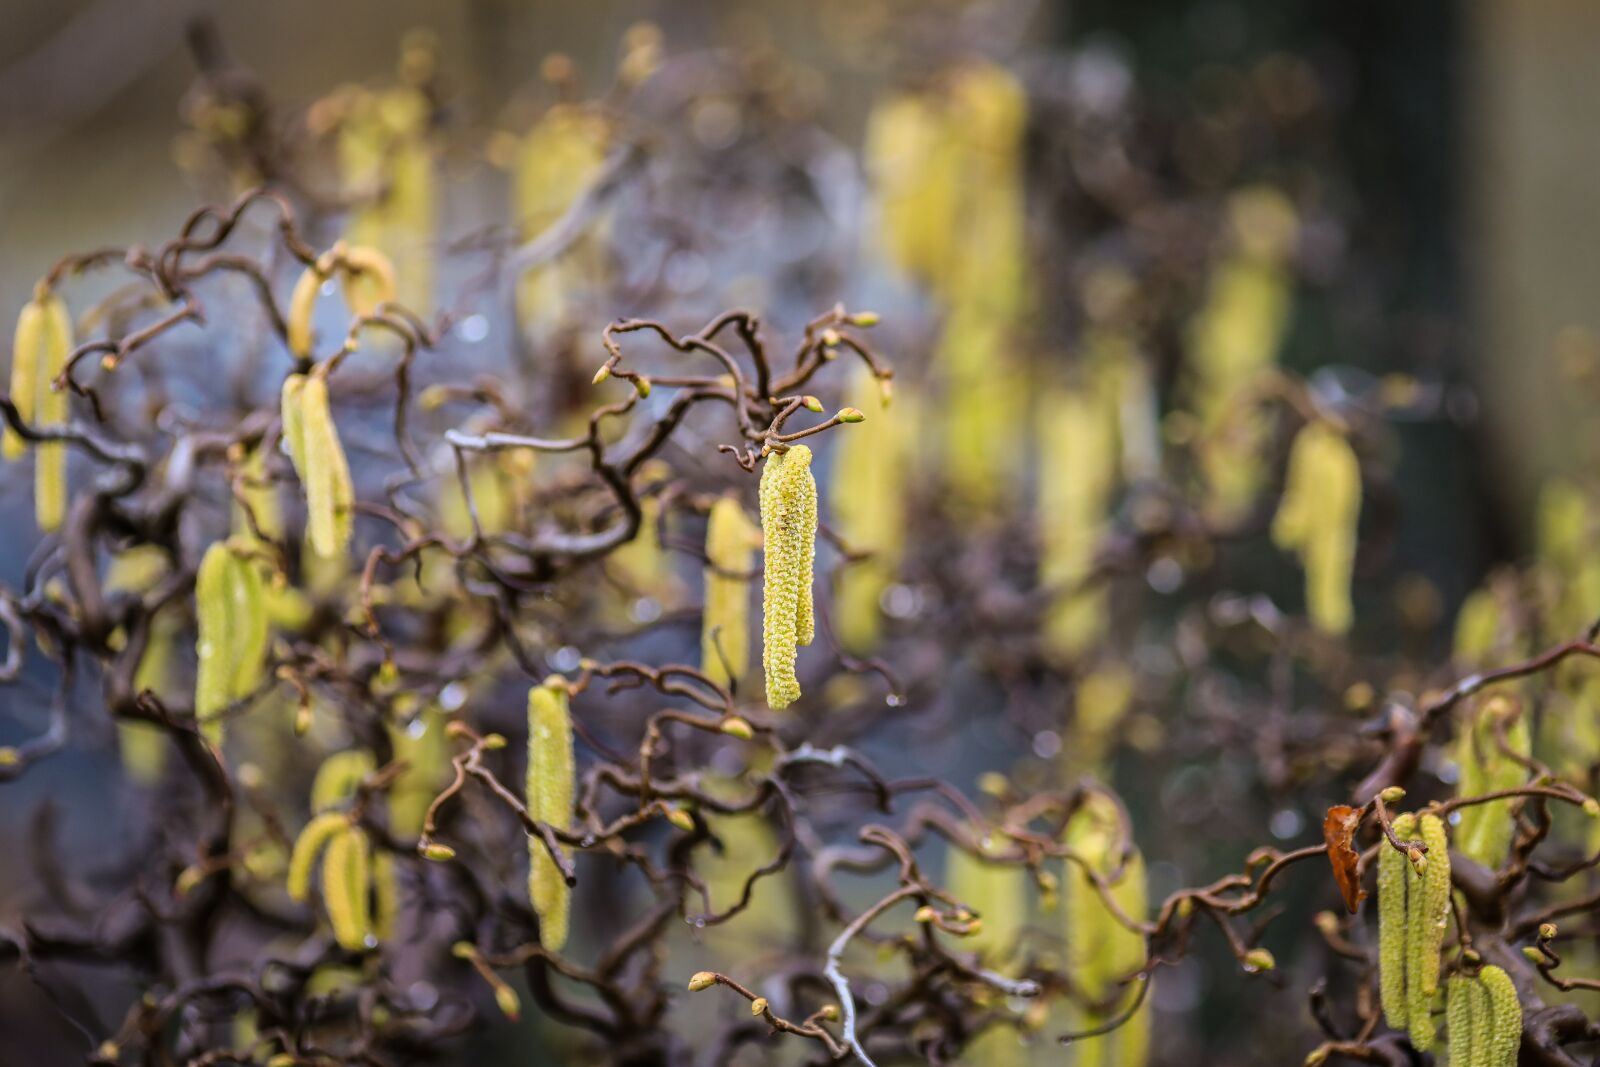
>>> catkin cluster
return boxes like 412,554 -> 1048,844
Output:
701,497 -> 761,687
759,445 -> 817,710
1454,697 -> 1530,870
1377,812 -> 1452,1050
9,285 -> 73,530
1446,965 -> 1521,1067
1271,419 -> 1361,634
527,679 -> 576,951
281,369 -> 355,559
1063,795 -> 1150,1067
194,540 -> 269,744
287,812 -> 389,951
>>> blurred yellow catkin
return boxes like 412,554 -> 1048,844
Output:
1187,187 -> 1299,525
512,103 -> 610,333
866,61 -> 1029,514
1271,419 -> 1360,634
701,497 -> 760,688
1062,795 -> 1149,1067
194,540 -> 269,745
337,35 -> 436,317
830,367 -> 908,652
107,546 -> 176,782
9,286 -> 73,529
527,678 -> 575,950
1038,378 -> 1120,660
282,371 -> 355,559
1453,696 -> 1529,871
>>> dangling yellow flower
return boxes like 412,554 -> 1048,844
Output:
759,446 -> 817,710
701,497 -> 761,688
1272,419 -> 1360,634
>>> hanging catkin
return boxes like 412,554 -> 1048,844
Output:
9,286 -> 73,529
759,445 -> 817,710
1447,965 -> 1521,1067
281,370 -> 355,559
1272,419 -> 1361,634
1376,811 -> 1452,1050
1063,794 -> 1150,1067
830,366 -> 907,652
1454,697 -> 1530,870
194,540 -> 268,745
701,497 -> 760,688
527,678 -> 575,950
1188,187 -> 1299,524
287,811 -> 351,902
322,825 -> 372,950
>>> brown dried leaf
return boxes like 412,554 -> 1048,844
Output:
1324,804 -> 1366,913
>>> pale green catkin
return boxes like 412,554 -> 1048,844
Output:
1378,812 -> 1415,1030
310,750 -> 377,812
1406,813 -> 1451,1052
286,812 -> 350,902
322,825 -> 372,950
1454,698 -> 1530,870
194,540 -> 268,745
1480,965 -> 1521,1067
759,445 -> 817,710
9,291 -> 74,528
296,371 -> 355,558
700,497 -> 759,687
527,679 -> 575,950
1446,974 -> 1483,1067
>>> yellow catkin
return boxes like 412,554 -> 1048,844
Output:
1479,964 -> 1521,1067
701,497 -> 760,688
1377,812 -> 1415,1030
1066,664 -> 1136,779
759,446 -> 817,710
6,298 -> 44,459
286,811 -> 351,902
1446,972 -> 1486,1067
388,706 -> 448,837
339,245 -> 397,319
1188,187 -> 1298,524
526,679 -> 575,950
341,78 -> 435,316
286,265 -> 326,359
1405,814 -> 1451,1051
514,104 -> 609,333
194,540 -> 268,745
322,826 -> 372,950
1039,381 -> 1120,659
23,292 -> 73,530
1063,794 -> 1149,1066
1454,698 -> 1530,870
310,750 -> 377,812
292,371 -> 355,559
945,831 -> 1026,966
830,367 -> 908,652
107,547 -> 176,783
371,848 -> 398,942
1271,420 -> 1360,634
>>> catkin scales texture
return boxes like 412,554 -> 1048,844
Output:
759,446 -> 817,710
527,681 -> 575,950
